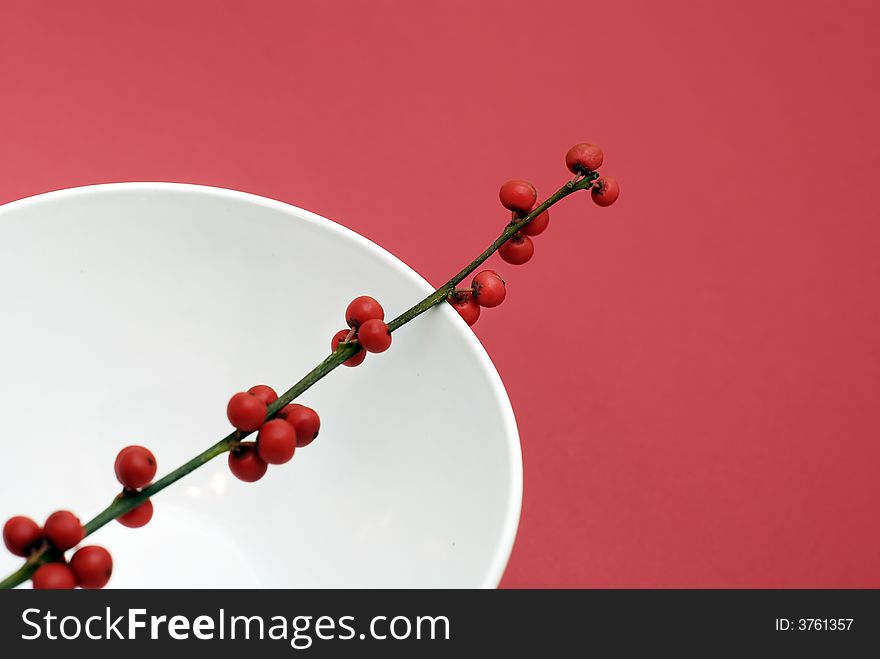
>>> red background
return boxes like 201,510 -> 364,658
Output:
2,1 -> 878,587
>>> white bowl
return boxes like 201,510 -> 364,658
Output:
0,183 -> 521,588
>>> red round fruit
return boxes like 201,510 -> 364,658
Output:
591,176 -> 620,207
43,511 -> 84,551
358,318 -> 392,353
247,384 -> 278,406
279,404 -> 321,448
471,270 -> 507,308
114,446 -> 157,490
116,498 -> 153,528
345,295 -> 384,328
448,292 -> 481,326
499,179 -> 537,214
32,562 -> 77,590
520,202 -> 550,236
228,443 -> 268,482
565,143 -> 604,174
498,233 -> 534,265
257,419 -> 297,465
331,329 -> 367,367
3,516 -> 42,557
227,391 -> 268,432
70,545 -> 113,589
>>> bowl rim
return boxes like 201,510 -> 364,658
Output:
0,181 -> 523,588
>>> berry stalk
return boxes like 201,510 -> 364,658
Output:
1,166 -> 604,589
387,173 -> 597,332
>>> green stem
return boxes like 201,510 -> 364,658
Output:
387,175 -> 595,331
0,173 -> 597,589
0,559 -> 40,590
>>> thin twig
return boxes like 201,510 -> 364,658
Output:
0,172 -> 597,589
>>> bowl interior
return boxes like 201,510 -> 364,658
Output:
0,184 -> 521,588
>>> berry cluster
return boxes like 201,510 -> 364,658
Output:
447,269 -> 506,326
115,445 -> 157,527
227,384 -> 321,482
2,441 -> 160,588
330,295 -> 392,367
3,515 -> 112,589
447,143 -> 619,327
1,442 -> 160,588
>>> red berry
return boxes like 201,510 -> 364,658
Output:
279,404 -> 321,448
498,233 -> 534,265
472,270 -> 507,308
32,563 -> 76,590
3,516 -> 42,557
565,143 -> 604,174
43,511 -> 83,551
227,391 -> 268,432
345,295 -> 384,328
591,176 -> 620,207
499,180 -> 537,214
448,292 -> 481,326
70,545 -> 113,589
257,419 -> 297,465
331,329 -> 367,367
114,446 -> 157,490
116,498 -> 153,528
358,318 -> 392,353
228,443 -> 268,482
247,384 -> 278,406
520,202 -> 550,236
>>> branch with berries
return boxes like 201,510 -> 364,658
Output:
0,143 -> 619,589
